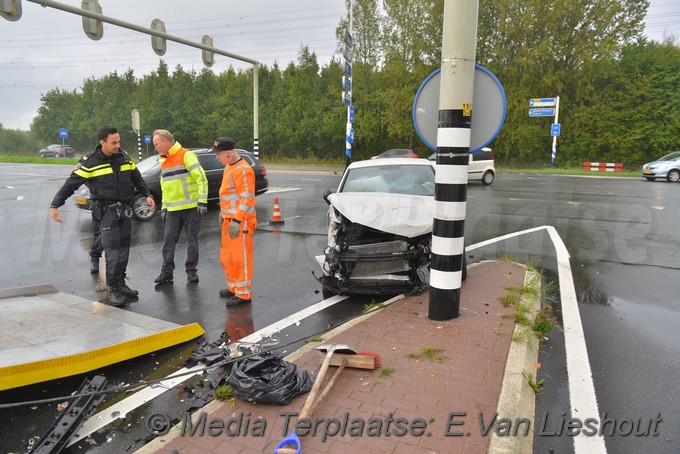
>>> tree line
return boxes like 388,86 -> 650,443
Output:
2,0 -> 678,168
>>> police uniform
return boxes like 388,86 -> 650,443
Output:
50,145 -> 151,301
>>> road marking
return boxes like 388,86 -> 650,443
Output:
651,206 -> 664,210
469,225 -> 606,454
17,196 -> 24,201
266,186 -> 303,194
4,185 -> 14,189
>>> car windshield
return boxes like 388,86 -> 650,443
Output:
659,151 -> 680,161
136,156 -> 160,173
340,164 -> 435,196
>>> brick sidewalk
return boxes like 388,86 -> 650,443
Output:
142,261 -> 525,454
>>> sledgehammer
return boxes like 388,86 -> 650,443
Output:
274,343 -> 379,453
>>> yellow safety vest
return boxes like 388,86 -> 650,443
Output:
159,143 -> 208,211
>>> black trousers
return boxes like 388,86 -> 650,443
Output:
100,207 -> 132,288
89,217 -> 103,258
161,208 -> 201,275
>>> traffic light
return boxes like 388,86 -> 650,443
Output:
202,35 -> 215,67
81,0 -> 103,41
150,18 -> 167,56
1,0 -> 22,21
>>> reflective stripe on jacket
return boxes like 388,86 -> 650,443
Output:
159,145 -> 208,211
50,146 -> 150,208
219,158 -> 256,223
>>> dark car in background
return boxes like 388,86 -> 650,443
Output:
39,144 -> 76,158
74,148 -> 268,220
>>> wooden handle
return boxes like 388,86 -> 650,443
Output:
307,359 -> 347,416
299,349 -> 334,420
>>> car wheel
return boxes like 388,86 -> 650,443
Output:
132,194 -> 155,221
645,177 -> 656,181
54,153 -> 61,159
481,170 -> 495,185
40,153 -> 46,158
667,170 -> 680,183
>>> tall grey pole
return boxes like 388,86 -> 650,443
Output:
551,95 -> 560,166
428,0 -> 479,321
253,63 -> 259,157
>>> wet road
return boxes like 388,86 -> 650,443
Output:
1,164 -> 679,453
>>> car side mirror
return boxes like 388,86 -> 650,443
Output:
322,188 -> 333,205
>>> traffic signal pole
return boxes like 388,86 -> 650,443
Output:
428,0 -> 479,321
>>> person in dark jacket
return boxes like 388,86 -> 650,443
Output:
49,126 -> 155,306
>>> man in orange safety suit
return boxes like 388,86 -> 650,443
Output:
210,137 -> 256,306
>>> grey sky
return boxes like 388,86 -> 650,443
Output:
1,0 -> 678,131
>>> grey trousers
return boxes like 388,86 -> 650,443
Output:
100,207 -> 131,288
161,208 -> 201,275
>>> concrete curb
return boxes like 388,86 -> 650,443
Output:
488,267 -> 541,454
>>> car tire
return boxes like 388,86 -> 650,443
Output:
667,170 -> 680,183
132,194 -> 156,221
54,153 -> 62,159
40,153 -> 46,158
481,170 -> 495,185
645,177 -> 656,181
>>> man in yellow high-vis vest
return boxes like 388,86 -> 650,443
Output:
152,130 -> 208,284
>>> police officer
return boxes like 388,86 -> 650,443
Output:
50,125 -> 155,306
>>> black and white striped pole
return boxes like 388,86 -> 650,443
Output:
429,0 -> 479,321
131,108 -> 141,161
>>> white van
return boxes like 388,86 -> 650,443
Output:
428,147 -> 496,185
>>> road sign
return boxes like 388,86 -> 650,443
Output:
59,128 -> 68,139
144,135 -> 151,144
412,65 -> 506,153
529,98 -> 556,107
346,128 -> 354,144
344,62 -> 352,77
349,105 -> 354,123
529,108 -> 555,117
551,123 -> 561,136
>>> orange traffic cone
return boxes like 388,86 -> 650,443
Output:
270,197 -> 284,224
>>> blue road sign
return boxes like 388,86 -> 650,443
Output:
344,62 -> 352,77
346,128 -> 354,144
349,105 -> 354,123
529,108 -> 556,117
59,128 -> 68,139
144,135 -> 151,143
529,98 -> 556,107
551,123 -> 561,136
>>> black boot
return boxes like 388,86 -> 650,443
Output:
107,286 -> 125,307
154,272 -> 173,284
90,257 -> 99,273
120,283 -> 139,298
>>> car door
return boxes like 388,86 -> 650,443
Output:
197,153 -> 226,201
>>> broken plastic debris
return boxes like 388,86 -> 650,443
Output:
30,406 -> 38,410
57,402 -> 69,412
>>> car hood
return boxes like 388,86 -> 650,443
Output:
328,192 -> 435,238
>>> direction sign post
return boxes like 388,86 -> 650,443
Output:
551,123 -> 561,137
529,98 -> 556,107
342,25 -> 353,168
551,96 -> 561,165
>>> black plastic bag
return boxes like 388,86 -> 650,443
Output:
228,354 -> 313,405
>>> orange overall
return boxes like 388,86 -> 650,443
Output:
219,158 -> 257,301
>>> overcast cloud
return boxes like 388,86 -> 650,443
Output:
1,0 -> 678,131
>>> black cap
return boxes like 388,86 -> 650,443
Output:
208,137 -> 235,152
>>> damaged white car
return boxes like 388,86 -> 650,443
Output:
316,158 -> 465,297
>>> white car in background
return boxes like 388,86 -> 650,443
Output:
428,147 -> 496,185
641,151 -> 680,182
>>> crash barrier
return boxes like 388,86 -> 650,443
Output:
583,162 -> 623,172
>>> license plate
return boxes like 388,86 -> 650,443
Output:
75,197 -> 88,205
643,170 -> 652,175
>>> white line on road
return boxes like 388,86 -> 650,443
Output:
469,225 -> 606,454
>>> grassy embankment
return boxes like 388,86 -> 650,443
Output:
0,154 -> 640,177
